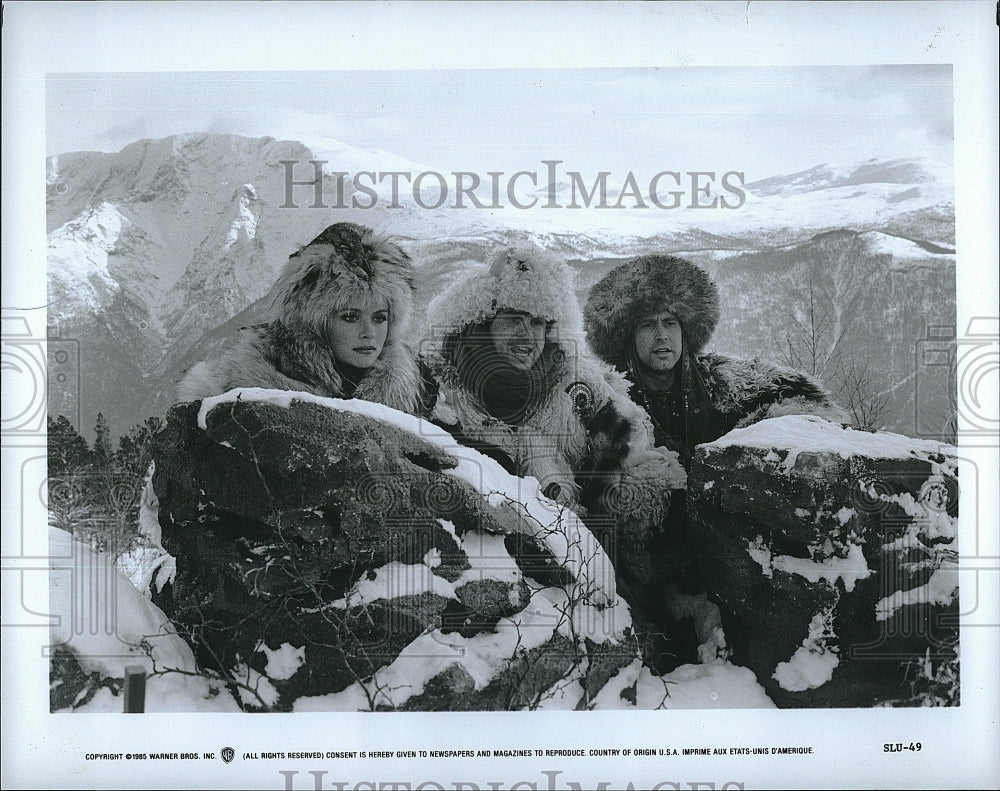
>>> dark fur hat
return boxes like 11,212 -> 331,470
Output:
584,255 -> 720,370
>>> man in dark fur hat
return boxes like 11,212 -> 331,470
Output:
584,255 -> 847,466
584,254 -> 847,669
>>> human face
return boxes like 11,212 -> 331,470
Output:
489,310 -> 547,370
634,310 -> 683,373
328,300 -> 389,369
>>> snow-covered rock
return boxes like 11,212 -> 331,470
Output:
150,389 -> 678,711
688,415 -> 959,707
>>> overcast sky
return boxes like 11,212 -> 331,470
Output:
46,65 -> 953,181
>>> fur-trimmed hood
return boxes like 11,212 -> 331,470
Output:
176,222 -> 423,414
427,242 -> 585,347
584,255 -> 720,369
274,222 -> 416,351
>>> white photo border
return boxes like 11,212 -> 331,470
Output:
2,2 -> 997,789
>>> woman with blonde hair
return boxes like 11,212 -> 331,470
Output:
177,222 -> 423,415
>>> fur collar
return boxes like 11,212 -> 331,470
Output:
262,321 -> 420,414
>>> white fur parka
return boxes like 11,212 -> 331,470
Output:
421,244 -> 686,531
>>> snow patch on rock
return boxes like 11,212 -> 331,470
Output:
49,527 -> 239,712
256,642 -> 306,681
773,610 -> 839,692
706,415 -> 956,472
594,659 -> 775,710
294,585 -> 603,711
875,563 -> 959,622
452,531 -> 522,588
330,561 -> 458,609
746,536 -> 871,593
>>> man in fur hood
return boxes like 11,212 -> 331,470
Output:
584,254 -> 847,466
421,242 -> 686,587
584,254 -> 847,667
177,222 -> 423,415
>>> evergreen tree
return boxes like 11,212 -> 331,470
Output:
47,415 -> 92,474
93,413 -> 112,468
115,416 -> 164,477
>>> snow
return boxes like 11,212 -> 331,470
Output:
116,470 -> 177,595
294,585 -> 596,711
773,611 -> 839,692
773,646 -> 839,693
49,526 -> 239,713
294,580 -> 636,711
875,562 -> 959,622
256,642 -> 306,681
746,537 -> 774,578
436,518 -> 462,546
47,201 -> 126,321
231,663 -> 280,708
223,183 -> 259,249
861,230 -> 953,260
592,659 -> 775,710
329,561 -> 458,609
451,531 -> 523,588
197,388 -> 616,606
746,536 -> 872,593
771,544 -> 872,593
871,487 -> 957,540
705,415 -> 957,472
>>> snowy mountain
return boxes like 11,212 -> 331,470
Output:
45,133 -> 955,440
745,158 -> 951,197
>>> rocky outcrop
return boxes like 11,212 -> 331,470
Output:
55,398 -> 958,712
150,389 -> 652,711
688,415 -> 959,707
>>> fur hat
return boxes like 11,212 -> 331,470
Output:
584,255 -> 720,370
270,222 -> 415,348
427,242 -> 584,342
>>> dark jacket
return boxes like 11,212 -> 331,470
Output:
630,349 -> 846,467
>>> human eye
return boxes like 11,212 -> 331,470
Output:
339,310 -> 359,322
372,311 -> 389,324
